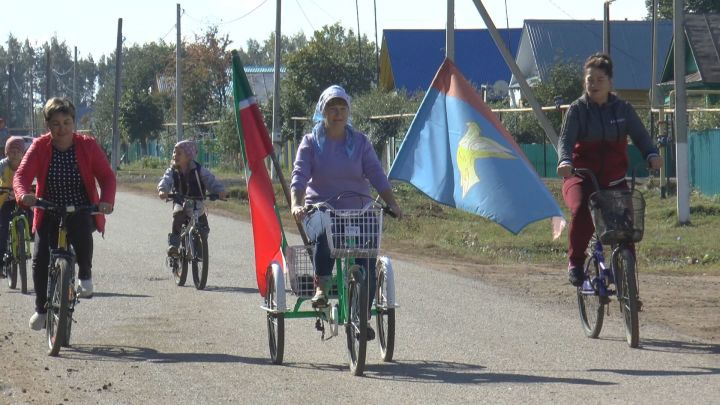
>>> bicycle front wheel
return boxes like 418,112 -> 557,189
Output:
173,233 -> 189,286
577,254 -> 604,338
47,258 -> 73,356
346,266 -> 368,376
5,238 -> 16,289
191,232 -> 209,290
16,224 -> 28,294
615,248 -> 639,348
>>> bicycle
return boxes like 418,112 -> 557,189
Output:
0,187 -> 32,294
262,192 -> 398,376
164,193 -> 221,290
574,167 -> 646,348
34,199 -> 100,356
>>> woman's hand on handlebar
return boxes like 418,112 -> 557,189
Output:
557,162 -> 574,178
386,202 -> 403,219
98,202 -> 113,215
291,205 -> 307,222
20,194 -> 37,207
648,155 -> 663,170
158,191 -> 168,200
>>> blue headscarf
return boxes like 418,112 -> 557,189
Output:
311,85 -> 355,157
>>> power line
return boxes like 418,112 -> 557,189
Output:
295,0 -> 315,32
220,0 -> 270,25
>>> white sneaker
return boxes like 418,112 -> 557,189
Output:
29,312 -> 46,330
77,279 -> 93,298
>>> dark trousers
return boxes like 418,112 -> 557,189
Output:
562,175 -> 632,268
32,212 -> 94,313
171,211 -> 208,235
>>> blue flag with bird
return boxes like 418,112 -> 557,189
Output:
388,58 -> 564,234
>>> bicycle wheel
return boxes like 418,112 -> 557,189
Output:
191,231 -> 209,290
16,224 -> 28,294
577,254 -> 604,338
615,248 -> 639,348
265,267 -> 284,365
5,238 -> 16,289
173,231 -> 189,286
346,266 -> 368,376
375,257 -> 395,362
47,258 -> 72,356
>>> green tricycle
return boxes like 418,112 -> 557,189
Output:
262,196 -> 398,376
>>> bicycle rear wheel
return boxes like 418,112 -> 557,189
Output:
191,232 -> 209,290
16,224 -> 28,294
615,248 -> 639,348
47,258 -> 72,356
375,257 -> 395,362
265,268 -> 284,365
346,266 -> 368,376
577,254 -> 604,338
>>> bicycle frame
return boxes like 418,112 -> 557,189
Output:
9,207 -> 32,260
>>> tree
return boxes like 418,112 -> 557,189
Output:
506,62 -> 583,143
278,24 -> 376,142
645,0 -> 720,19
236,32 -> 307,66
119,88 -> 164,152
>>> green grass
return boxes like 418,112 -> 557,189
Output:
118,166 -> 720,275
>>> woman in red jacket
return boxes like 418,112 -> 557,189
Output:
14,97 -> 116,331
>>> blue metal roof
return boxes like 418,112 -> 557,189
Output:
244,66 -> 286,74
518,20 -> 673,90
382,28 -> 522,92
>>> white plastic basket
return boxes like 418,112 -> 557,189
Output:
324,206 -> 383,258
284,245 -> 315,297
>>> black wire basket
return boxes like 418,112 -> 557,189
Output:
589,188 -> 645,244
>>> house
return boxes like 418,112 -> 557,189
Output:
378,28 -> 522,99
509,19 -> 673,107
245,66 -> 287,104
659,13 -> 720,104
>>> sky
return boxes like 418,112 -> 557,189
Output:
5,0 -> 651,60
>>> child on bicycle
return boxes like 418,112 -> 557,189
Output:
0,136 -> 32,276
157,140 -> 227,257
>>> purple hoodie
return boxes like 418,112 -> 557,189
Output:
291,129 -> 391,209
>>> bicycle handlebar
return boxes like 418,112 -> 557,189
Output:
32,199 -> 100,215
164,193 -> 225,203
304,190 -> 398,218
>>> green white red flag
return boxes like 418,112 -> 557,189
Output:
231,50 -> 285,297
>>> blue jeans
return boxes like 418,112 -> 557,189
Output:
304,210 -> 376,307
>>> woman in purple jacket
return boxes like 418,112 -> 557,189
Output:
290,85 -> 402,338
557,53 -> 662,287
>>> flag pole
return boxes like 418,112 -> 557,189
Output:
267,150 -> 311,246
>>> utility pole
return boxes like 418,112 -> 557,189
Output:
603,1 -> 614,55
446,0 -> 455,61
673,0 -> 690,224
73,47 -> 77,105
176,3 -> 184,142
45,51 -> 51,100
270,0 -> 281,180
373,0 -> 379,83
111,18 -> 123,173
6,63 -> 12,125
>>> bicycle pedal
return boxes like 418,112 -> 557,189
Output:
314,319 -> 323,331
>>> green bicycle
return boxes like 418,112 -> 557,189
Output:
262,194 -> 398,376
0,187 -> 32,294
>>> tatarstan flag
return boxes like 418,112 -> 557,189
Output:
231,50 -> 285,297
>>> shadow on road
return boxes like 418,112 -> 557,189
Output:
199,285 -> 258,294
588,367 -> 720,377
635,338 -> 720,355
90,292 -> 152,298
290,359 -> 615,385
63,344 -> 269,365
